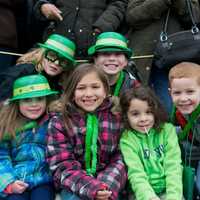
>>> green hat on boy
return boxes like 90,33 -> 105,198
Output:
88,32 -> 132,58
10,74 -> 58,101
38,34 -> 76,64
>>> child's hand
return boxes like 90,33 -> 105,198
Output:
95,190 -> 112,200
9,180 -> 29,194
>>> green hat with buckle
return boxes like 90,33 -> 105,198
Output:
10,74 -> 58,101
88,32 -> 132,58
38,34 -> 76,64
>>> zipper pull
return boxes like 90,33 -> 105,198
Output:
32,128 -> 36,134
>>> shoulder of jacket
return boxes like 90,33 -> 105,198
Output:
124,69 -> 137,80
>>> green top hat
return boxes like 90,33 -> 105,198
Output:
10,74 -> 58,101
38,34 -> 76,64
88,32 -> 132,58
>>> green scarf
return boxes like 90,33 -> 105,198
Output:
85,114 -> 99,175
113,71 -> 124,96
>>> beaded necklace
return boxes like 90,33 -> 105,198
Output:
171,104 -> 200,141
16,121 -> 38,133
3,121 -> 38,140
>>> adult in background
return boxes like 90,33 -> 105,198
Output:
16,0 -> 48,53
126,0 -> 200,113
0,0 -> 24,73
33,0 -> 128,59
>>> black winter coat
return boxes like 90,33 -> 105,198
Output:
34,0 -> 128,59
0,0 -> 24,49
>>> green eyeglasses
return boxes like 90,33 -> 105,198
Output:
45,50 -> 69,68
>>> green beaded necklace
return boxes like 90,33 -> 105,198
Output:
85,114 -> 99,175
16,121 -> 38,133
113,71 -> 125,96
3,121 -> 38,141
171,104 -> 200,140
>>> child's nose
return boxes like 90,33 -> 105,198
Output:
108,53 -> 116,60
179,94 -> 188,101
85,88 -> 93,96
31,100 -> 38,106
140,114 -> 147,121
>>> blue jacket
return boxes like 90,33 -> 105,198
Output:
0,118 -> 52,196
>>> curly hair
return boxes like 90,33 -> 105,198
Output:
120,86 -> 168,131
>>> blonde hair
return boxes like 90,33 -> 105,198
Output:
0,102 -> 24,140
17,48 -> 46,73
169,62 -> 200,86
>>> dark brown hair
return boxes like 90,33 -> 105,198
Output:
120,86 -> 168,131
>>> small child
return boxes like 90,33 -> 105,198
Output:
169,62 -> 200,196
120,86 -> 183,200
88,32 -> 140,97
0,74 -> 58,200
46,63 -> 126,200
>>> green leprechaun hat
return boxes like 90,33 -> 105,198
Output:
10,74 -> 58,101
88,32 -> 132,58
38,34 -> 76,64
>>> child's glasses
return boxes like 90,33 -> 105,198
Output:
45,50 -> 69,68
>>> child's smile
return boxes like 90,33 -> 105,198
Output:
127,98 -> 155,134
19,97 -> 47,120
94,52 -> 127,76
170,77 -> 200,114
74,72 -> 106,112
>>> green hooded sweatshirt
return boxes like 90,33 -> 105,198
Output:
120,123 -> 183,200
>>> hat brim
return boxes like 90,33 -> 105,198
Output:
88,46 -> 132,58
38,43 -> 76,67
10,90 -> 58,101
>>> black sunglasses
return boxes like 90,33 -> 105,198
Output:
45,50 -> 69,68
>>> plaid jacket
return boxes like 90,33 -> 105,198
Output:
0,115 -> 52,197
47,98 -> 126,199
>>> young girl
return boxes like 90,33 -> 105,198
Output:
0,33 -> 76,102
46,63 -> 126,200
120,86 -> 183,200
0,74 -> 58,200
